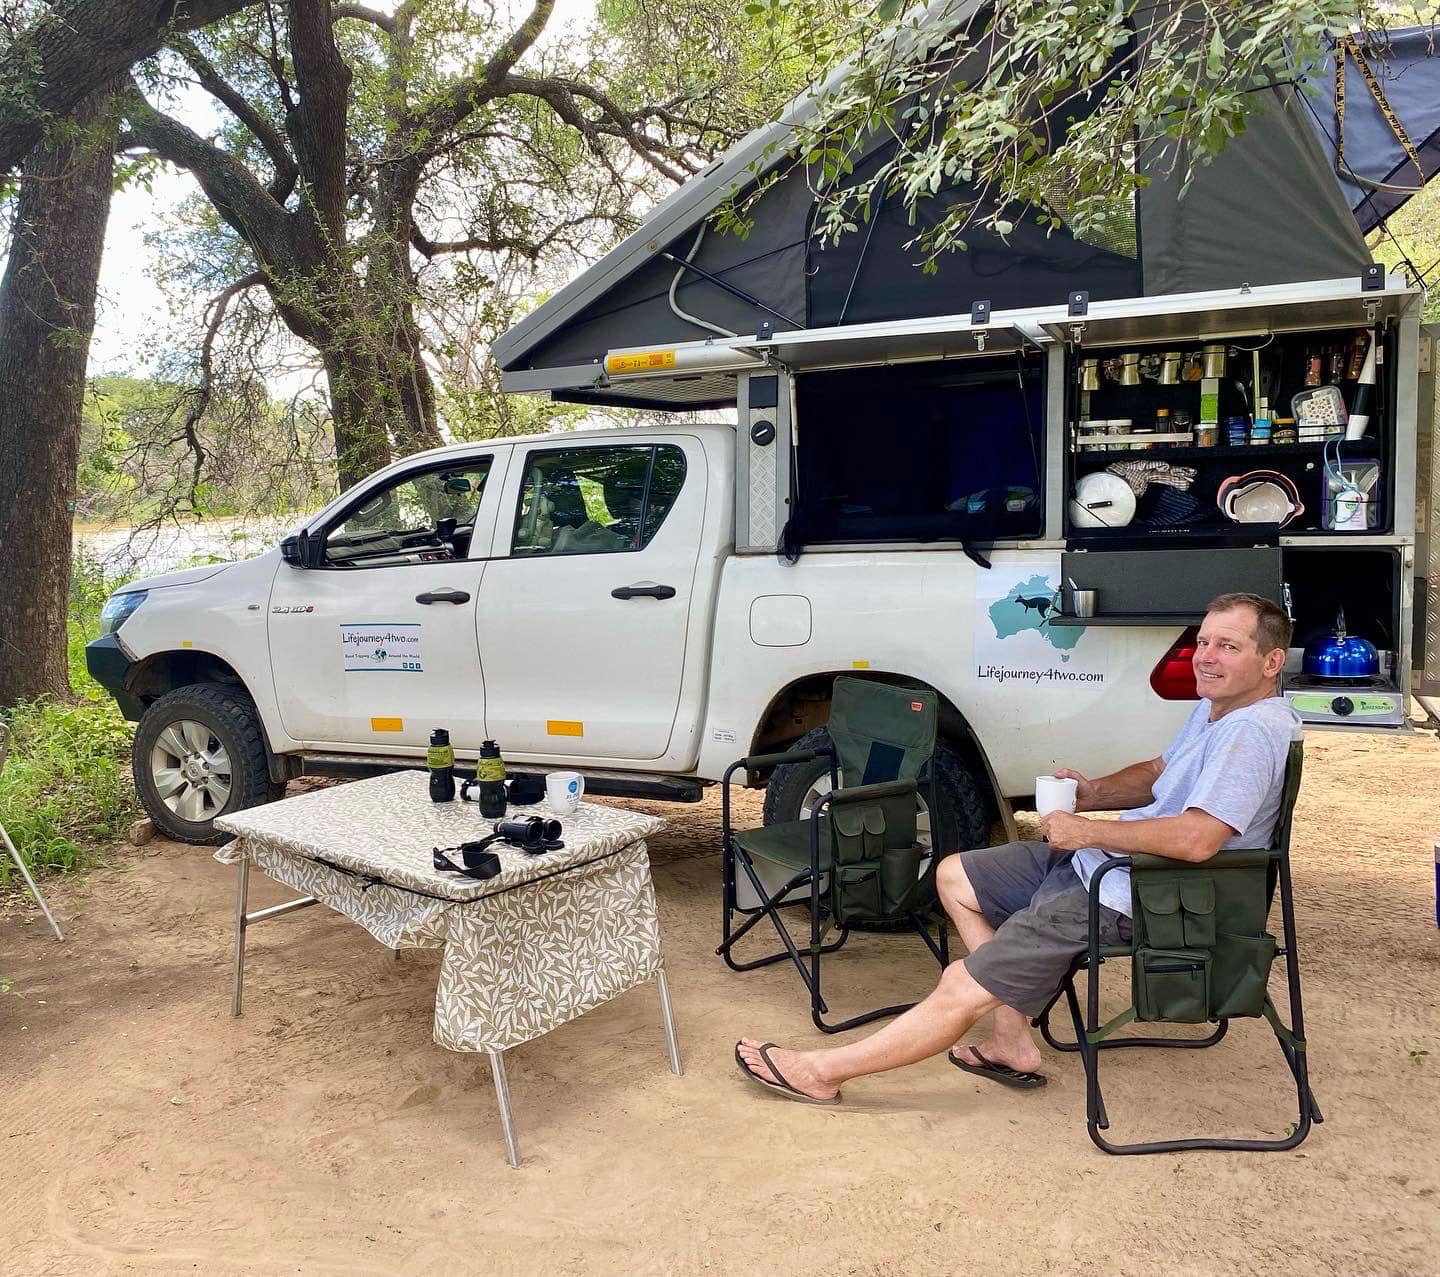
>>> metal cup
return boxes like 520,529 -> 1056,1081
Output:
1067,588 -> 1098,618
1118,353 -> 1141,386
1079,358 -> 1101,391
1160,351 -> 1182,385
1203,343 -> 1228,379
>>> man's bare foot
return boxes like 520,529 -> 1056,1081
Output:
736,1038 -> 841,1101
950,1039 -> 1042,1075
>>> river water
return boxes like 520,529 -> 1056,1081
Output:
74,515 -> 298,580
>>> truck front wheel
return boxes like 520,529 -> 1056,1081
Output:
133,684 -> 286,845
762,727 -> 991,857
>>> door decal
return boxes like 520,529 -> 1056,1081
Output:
340,622 -> 424,673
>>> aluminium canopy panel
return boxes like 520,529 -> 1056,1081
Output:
1036,276 -> 1421,348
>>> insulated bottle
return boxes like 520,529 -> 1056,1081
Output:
475,739 -> 507,818
428,728 -> 456,802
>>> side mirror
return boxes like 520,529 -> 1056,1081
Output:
280,530 -> 315,567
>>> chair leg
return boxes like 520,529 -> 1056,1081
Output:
2,820 -> 63,941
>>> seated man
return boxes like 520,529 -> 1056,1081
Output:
736,591 -> 1299,1103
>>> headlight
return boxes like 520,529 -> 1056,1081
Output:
100,590 -> 148,636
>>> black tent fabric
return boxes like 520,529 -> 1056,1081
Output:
1303,27 -> 1440,234
505,4 -> 1385,385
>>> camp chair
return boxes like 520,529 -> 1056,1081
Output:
0,722 -> 64,941
717,677 -> 949,1033
1034,732 -> 1319,1154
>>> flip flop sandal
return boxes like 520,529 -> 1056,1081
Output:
948,1045 -> 1047,1090
734,1042 -> 842,1106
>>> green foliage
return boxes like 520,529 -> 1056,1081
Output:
725,0 -> 1401,269
0,551 -> 139,887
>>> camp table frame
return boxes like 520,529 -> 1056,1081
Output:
216,771 -> 683,1167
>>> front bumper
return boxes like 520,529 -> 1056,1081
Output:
85,634 -> 145,721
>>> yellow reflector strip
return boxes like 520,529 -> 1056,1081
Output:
606,349 -> 676,376
547,720 -> 584,737
181,640 -> 193,648
371,717 -> 404,732
851,660 -> 870,669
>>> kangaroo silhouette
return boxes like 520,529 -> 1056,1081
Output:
1015,595 -> 1054,618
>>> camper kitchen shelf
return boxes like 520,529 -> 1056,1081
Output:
1070,441 -> 1382,461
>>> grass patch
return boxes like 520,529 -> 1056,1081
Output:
0,551 -> 140,886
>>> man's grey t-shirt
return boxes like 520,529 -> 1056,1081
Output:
1072,696 -> 1301,915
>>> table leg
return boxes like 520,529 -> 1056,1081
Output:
656,963 -> 684,1076
488,1051 -> 522,1168
231,859 -> 250,1018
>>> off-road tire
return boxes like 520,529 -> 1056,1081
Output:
133,683 -> 285,845
762,726 -> 991,857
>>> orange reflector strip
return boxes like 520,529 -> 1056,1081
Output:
371,717 -> 404,732
547,720 -> 584,737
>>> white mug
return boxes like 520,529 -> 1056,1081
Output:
546,771 -> 584,815
1035,775 -> 1078,818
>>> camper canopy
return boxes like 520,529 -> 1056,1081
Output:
496,1 -> 1378,410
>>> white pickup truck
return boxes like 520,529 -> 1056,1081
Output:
86,417 -> 1202,848
90,273 -> 1439,851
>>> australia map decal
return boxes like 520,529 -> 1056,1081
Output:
988,575 -> 1082,661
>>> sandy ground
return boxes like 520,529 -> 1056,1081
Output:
3,730 -> 1440,1276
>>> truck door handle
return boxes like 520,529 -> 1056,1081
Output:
611,582 -> 676,601
415,588 -> 471,605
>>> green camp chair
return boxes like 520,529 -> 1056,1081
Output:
1034,733 -> 1321,1153
717,677 -> 949,1033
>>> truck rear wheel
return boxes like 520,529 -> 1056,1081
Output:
133,684 -> 285,845
762,727 -> 991,857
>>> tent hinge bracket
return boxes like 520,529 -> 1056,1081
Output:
1069,322 -> 1086,347
1365,300 -> 1380,326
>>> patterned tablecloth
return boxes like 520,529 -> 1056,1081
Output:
215,772 -> 666,1053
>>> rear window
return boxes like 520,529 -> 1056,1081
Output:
788,354 -> 1045,547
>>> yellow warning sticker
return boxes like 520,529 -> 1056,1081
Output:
606,349 -> 677,375
547,720 -> 584,737
371,717 -> 404,732
851,660 -> 870,669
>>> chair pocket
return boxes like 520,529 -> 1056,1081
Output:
1134,947 -> 1211,1023
832,805 -> 886,866
1210,932 -> 1277,1019
1179,878 -> 1216,948
835,865 -> 883,922
1135,880 -> 1185,949
879,843 -> 923,914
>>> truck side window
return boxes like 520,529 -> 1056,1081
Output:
322,461 -> 491,567
511,445 -> 687,556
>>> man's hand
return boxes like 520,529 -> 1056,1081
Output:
1051,768 -> 1095,811
1040,809 -> 1094,851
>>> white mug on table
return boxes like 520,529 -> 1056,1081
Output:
546,771 -> 585,815
1035,774 -> 1078,818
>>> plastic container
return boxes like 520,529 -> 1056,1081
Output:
428,728 -> 456,803
475,739 -> 507,818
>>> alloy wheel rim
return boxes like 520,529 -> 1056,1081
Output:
150,719 -> 233,823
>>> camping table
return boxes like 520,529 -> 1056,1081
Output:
214,772 -> 682,1167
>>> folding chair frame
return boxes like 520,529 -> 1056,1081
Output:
716,745 -> 949,1034
1033,852 -> 1322,1155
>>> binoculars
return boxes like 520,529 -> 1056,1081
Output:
492,816 -> 563,850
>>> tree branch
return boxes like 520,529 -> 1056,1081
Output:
331,3 -> 394,32
0,0 -> 262,173
406,0 -> 555,142
169,35 -> 299,203
119,86 -> 296,274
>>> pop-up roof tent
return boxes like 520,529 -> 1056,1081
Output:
494,0 -> 1375,409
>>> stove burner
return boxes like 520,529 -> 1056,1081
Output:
1286,674 -> 1390,691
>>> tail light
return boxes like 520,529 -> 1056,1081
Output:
1150,627 -> 1200,700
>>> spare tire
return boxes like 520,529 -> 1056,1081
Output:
133,683 -> 286,845
762,726 -> 991,856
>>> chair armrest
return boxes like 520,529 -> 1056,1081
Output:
829,778 -> 917,807
1128,848 -> 1276,873
738,746 -> 832,772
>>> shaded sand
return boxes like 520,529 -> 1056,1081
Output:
2,729 -> 1438,1274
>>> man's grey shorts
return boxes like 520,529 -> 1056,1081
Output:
960,841 -> 1132,1018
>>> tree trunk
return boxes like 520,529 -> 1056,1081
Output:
0,82 -> 121,709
